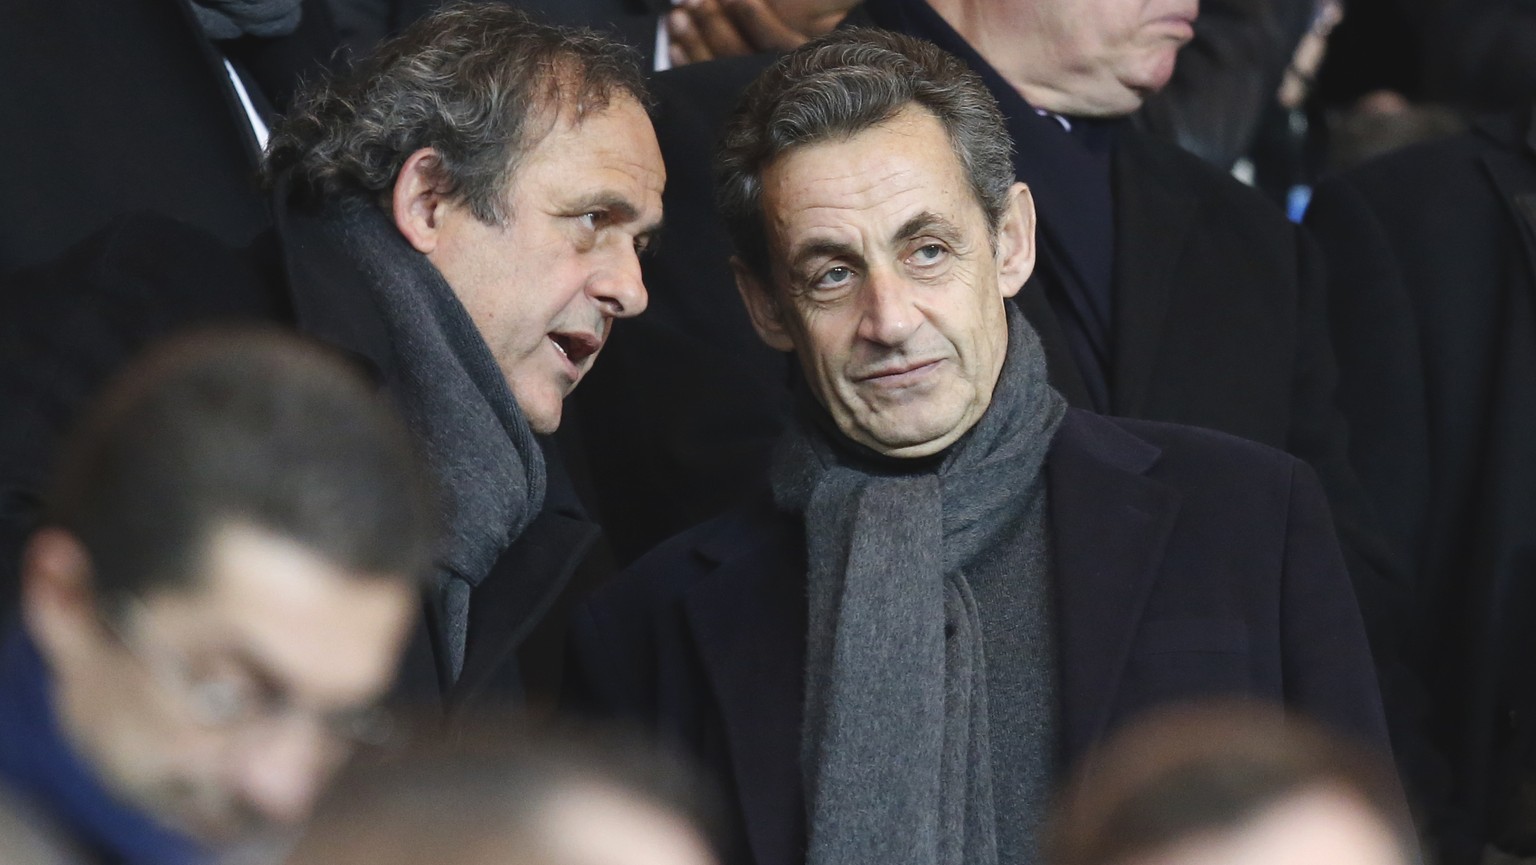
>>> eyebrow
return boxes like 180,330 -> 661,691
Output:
786,210 -> 961,273
572,193 -> 665,237
895,211 -> 962,244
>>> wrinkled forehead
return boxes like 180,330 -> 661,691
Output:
759,109 -> 984,249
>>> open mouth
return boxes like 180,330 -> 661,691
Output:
549,331 -> 602,368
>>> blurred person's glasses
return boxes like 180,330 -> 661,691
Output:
96,597 -> 399,748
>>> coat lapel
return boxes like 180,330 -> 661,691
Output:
683,510 -> 807,865
1048,411 -> 1181,762
1109,137 -> 1197,418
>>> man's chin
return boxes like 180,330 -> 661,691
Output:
526,404 -> 563,435
509,386 -> 566,435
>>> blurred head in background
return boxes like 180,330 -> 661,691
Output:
1045,701 -> 1417,865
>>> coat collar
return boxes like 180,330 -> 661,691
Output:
1108,137 -> 1198,418
677,410 -> 1180,864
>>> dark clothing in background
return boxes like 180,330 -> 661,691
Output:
0,212 -> 599,709
1425,0 -> 1536,113
567,409 -> 1393,865
1132,0 -> 1315,169
325,0 -> 663,66
1305,102 -> 1536,864
0,0 -> 340,278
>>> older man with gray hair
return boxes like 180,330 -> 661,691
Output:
0,3 -> 665,707
567,29 -> 1391,865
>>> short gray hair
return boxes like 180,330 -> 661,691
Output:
264,2 -> 649,223
715,29 -> 1015,279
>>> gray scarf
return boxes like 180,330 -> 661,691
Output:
325,200 -> 546,681
772,304 -> 1066,865
189,0 -> 303,39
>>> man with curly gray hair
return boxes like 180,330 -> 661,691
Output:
260,2 -> 665,704
0,2 -> 665,712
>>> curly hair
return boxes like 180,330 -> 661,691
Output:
715,29 -> 1015,279
264,2 -> 649,223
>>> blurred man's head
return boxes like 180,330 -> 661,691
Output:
925,0 -> 1198,116
266,3 -> 665,433
285,722 -> 718,865
717,30 -> 1035,458
20,330 -> 436,847
1045,702 -> 1418,865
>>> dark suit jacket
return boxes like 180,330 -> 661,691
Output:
567,409 -> 1392,865
0,211 -> 598,709
0,0 -> 340,278
1305,102 -> 1536,863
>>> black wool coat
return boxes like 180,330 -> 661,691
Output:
566,409 -> 1393,865
1305,102 -> 1536,863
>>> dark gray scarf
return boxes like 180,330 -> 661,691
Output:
189,0 -> 303,39
325,200 -> 546,681
772,304 -> 1066,865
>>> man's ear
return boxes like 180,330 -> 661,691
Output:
21,527 -> 102,661
392,148 -> 454,255
995,182 -> 1037,300
731,256 -> 797,352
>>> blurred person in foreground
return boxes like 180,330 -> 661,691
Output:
1046,702 -> 1418,865
284,721 -> 718,865
0,329 -> 437,865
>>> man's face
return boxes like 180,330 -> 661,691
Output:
427,96 -> 665,434
988,0 -> 1198,116
33,523 -> 416,847
737,105 -> 1034,458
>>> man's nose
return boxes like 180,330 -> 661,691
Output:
587,239 -> 649,318
235,717 -> 337,828
856,268 -> 920,346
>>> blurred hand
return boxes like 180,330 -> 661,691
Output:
666,0 -> 853,65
